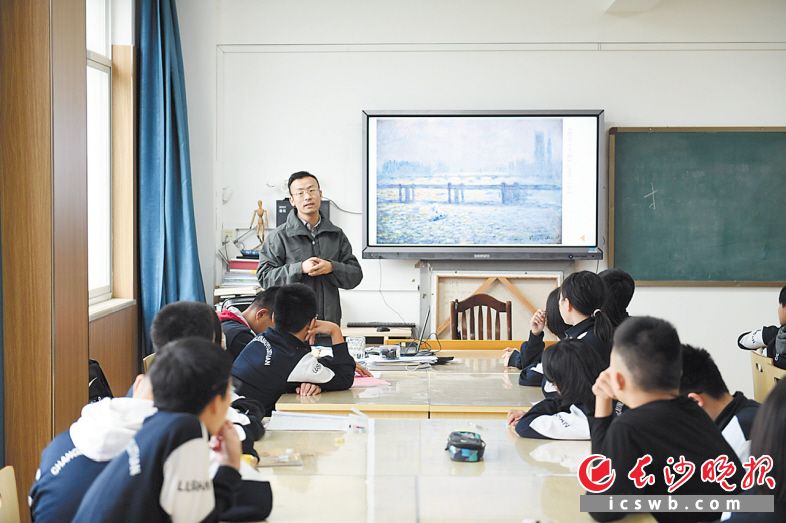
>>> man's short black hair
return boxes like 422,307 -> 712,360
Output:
599,268 -> 635,327
287,171 -> 320,193
250,286 -> 280,311
679,344 -> 729,399
273,284 -> 317,333
151,301 -> 222,352
149,337 -> 232,415
780,285 -> 786,307
613,316 -> 682,392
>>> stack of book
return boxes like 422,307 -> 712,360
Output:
219,256 -> 260,288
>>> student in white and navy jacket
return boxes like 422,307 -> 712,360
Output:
74,338 -> 272,522
680,344 -> 760,462
232,283 -> 356,416
29,395 -> 157,522
507,339 -> 607,439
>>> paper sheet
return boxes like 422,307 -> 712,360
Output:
265,411 -> 366,431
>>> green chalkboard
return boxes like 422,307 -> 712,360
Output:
610,128 -> 786,284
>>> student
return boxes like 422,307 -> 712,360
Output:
589,316 -> 743,523
559,270 -> 614,365
218,287 -> 279,360
737,285 -> 786,368
679,344 -> 759,461
146,301 -> 266,458
598,268 -> 635,327
503,288 -> 569,386
73,338 -> 255,522
29,382 -> 157,522
232,283 -> 356,416
507,339 -> 605,439
725,379 -> 786,522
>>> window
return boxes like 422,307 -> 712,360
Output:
86,0 -> 112,304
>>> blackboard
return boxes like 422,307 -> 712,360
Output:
610,128 -> 786,284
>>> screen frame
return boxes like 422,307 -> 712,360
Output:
361,110 -> 605,260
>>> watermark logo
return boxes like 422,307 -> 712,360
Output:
578,454 -> 616,493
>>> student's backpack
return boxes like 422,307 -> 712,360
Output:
88,359 -> 114,402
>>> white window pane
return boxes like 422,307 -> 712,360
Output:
86,0 -> 109,56
87,66 -> 112,295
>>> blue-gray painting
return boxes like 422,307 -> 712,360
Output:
374,117 -> 563,245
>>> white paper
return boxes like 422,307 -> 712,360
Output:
265,411 -> 366,431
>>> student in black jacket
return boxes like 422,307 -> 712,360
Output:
599,268 -> 635,328
725,378 -> 785,523
232,283 -> 356,416
589,316 -> 743,523
679,344 -> 759,461
507,339 -> 605,439
737,285 -> 786,367
218,287 -> 279,360
74,338 -> 251,522
558,271 -> 614,365
503,288 -> 568,386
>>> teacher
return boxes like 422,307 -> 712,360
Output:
257,171 -> 363,325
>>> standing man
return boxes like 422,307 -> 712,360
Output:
257,171 -> 363,326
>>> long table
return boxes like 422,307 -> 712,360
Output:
275,350 -> 544,419
255,418 -> 654,522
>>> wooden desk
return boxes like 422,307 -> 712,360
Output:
275,372 -> 430,418
275,353 -> 546,419
256,419 -> 654,522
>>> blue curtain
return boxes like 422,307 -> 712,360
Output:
137,0 -> 205,355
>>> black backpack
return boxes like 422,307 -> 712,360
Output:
88,359 -> 114,402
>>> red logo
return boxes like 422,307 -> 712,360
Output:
578,454 -> 616,493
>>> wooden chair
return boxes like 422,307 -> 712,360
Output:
450,293 -> 512,340
143,353 -> 156,373
750,351 -> 772,402
0,466 -> 21,523
763,361 -> 786,400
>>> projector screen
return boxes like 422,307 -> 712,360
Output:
362,110 -> 604,260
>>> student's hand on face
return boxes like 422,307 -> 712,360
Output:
301,257 -> 320,274
355,363 -> 372,377
507,409 -> 525,426
307,258 -> 333,276
530,309 -> 546,336
592,369 -> 617,401
296,383 -> 322,396
132,374 -> 154,401
211,420 -> 242,471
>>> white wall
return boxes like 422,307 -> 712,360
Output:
180,0 -> 786,396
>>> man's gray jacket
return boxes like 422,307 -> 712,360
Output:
256,210 -> 363,324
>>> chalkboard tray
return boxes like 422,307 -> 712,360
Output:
609,127 -> 786,286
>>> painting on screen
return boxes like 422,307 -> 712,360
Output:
374,117 -> 563,245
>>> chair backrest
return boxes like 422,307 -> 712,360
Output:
0,466 -> 21,523
450,293 -> 512,340
750,351 -> 772,403
143,353 -> 156,373
763,360 -> 786,401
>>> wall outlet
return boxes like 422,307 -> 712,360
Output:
222,228 -> 236,244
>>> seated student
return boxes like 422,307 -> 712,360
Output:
74,338 -> 252,522
725,378 -> 786,522
598,268 -> 635,327
146,301 -> 265,458
219,287 -> 279,360
29,381 -> 157,522
503,288 -> 569,386
679,344 -> 760,462
589,316 -> 743,523
737,285 -> 786,367
558,270 -> 614,365
507,339 -> 605,439
232,283 -> 356,416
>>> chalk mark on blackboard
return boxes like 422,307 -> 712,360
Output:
643,183 -> 657,210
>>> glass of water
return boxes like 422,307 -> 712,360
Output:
346,336 -> 366,361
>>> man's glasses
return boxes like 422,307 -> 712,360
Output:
291,187 -> 320,198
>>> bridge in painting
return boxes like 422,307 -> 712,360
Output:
378,182 -> 560,204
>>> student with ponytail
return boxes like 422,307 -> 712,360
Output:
559,271 -> 613,365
